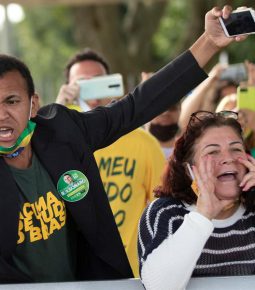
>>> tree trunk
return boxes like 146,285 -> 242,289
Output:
72,1 -> 168,89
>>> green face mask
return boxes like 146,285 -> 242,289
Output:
0,120 -> 36,158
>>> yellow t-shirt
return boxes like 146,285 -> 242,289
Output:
94,128 -> 165,277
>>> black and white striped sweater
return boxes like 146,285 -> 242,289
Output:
138,197 -> 255,278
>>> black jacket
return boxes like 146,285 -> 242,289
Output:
0,51 -> 207,283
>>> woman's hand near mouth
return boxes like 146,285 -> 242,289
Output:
238,155 -> 255,192
194,155 -> 240,220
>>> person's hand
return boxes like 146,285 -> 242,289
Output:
204,6 -> 247,49
193,155 -> 234,219
140,72 -> 154,83
190,6 -> 248,68
238,155 -> 255,191
208,63 -> 228,79
56,83 -> 80,106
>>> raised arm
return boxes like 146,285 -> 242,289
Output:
190,6 -> 245,68
66,5 -> 247,151
179,64 -> 227,130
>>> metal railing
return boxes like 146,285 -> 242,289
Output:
1,276 -> 255,290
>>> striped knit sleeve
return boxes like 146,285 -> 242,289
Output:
138,201 -> 214,290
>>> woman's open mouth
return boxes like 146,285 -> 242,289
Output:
217,171 -> 238,182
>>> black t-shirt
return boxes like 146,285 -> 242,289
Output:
9,154 -> 76,282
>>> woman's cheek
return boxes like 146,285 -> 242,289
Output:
234,151 -> 247,161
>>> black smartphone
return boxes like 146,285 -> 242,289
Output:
219,8 -> 255,37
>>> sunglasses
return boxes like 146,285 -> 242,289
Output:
188,110 -> 238,127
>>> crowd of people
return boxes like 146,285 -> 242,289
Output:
0,4 -> 255,290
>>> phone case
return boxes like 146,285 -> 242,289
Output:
237,86 -> 255,111
77,74 -> 124,100
219,17 -> 231,37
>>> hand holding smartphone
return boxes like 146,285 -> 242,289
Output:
76,74 -> 124,100
219,8 -> 255,37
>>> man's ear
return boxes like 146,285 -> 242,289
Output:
30,93 -> 40,118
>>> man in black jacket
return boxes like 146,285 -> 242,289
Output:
0,6 -> 246,283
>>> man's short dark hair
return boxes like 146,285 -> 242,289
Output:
0,54 -> 35,98
64,48 -> 110,83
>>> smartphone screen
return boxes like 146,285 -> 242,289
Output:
220,10 -> 255,36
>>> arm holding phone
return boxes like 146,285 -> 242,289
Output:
179,63 -> 227,131
190,6 -> 247,68
57,6 -> 243,111
179,6 -> 248,131
56,74 -> 124,112
56,82 -> 80,106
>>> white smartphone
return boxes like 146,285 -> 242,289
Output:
219,8 -> 255,37
76,73 -> 124,100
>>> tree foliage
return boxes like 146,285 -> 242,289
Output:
154,0 -> 255,67
14,6 -> 77,104
71,1 -> 168,88
10,0 -> 255,104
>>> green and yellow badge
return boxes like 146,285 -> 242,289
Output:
57,170 -> 89,202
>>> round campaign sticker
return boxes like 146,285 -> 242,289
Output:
57,170 -> 89,202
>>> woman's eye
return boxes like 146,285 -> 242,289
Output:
207,151 -> 218,155
232,148 -> 243,152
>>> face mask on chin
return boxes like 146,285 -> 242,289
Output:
149,123 -> 179,142
0,120 -> 36,158
0,97 -> 36,158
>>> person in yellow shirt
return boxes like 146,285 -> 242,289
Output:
56,48 -> 165,276
95,128 -> 165,276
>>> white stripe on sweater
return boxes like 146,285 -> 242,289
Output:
196,259 -> 255,269
202,243 -> 255,254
